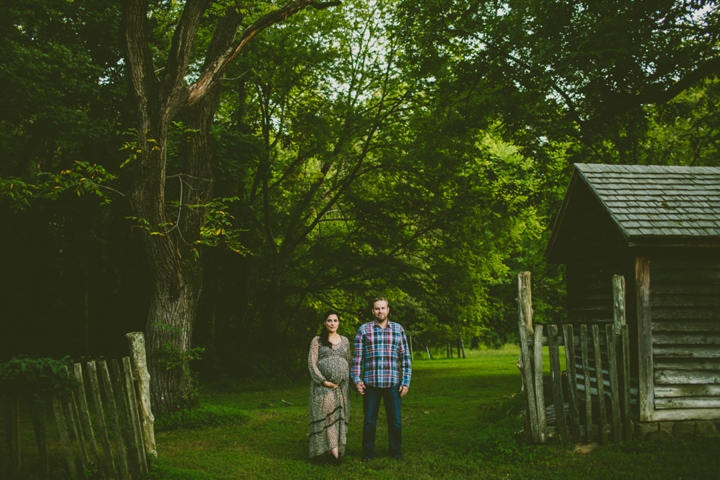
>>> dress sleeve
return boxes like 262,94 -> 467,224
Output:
344,336 -> 352,367
308,337 -> 326,385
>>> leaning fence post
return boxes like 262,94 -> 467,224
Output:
123,357 -> 149,477
73,363 -> 103,477
127,332 -> 157,461
87,361 -> 117,479
98,360 -> 130,479
518,271 -> 541,443
52,396 -> 77,479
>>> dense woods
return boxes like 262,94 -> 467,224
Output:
2,0 -> 720,414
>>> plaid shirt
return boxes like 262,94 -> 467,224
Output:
352,320 -> 412,389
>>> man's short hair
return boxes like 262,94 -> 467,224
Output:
373,296 -> 389,307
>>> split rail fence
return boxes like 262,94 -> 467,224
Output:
517,272 -> 635,444
2,332 -> 156,479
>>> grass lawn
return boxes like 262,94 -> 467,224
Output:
150,346 -> 720,479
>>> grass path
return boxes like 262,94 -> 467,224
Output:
152,346 -> 720,479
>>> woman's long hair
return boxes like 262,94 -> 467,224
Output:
320,311 -> 340,347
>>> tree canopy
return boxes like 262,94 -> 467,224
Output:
2,0 -> 719,409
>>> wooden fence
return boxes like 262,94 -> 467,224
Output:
517,272 -> 635,444
2,332 -> 155,479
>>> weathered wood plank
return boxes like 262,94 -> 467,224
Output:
533,325 -> 547,442
652,408 -> 720,422
580,325 -> 593,443
620,325 -> 633,441
612,275 -> 626,335
653,333 -> 720,345
122,357 -> 149,477
636,256 -> 654,422
52,396 -> 77,479
563,325 -> 582,443
548,325 -> 568,442
98,360 -> 130,480
606,325 -> 622,442
26,393 -> 49,480
63,365 -> 90,471
519,272 -> 534,336
592,325 -> 608,444
86,361 -> 117,479
653,309 -> 720,321
654,359 -> 720,371
652,284 -> 720,295
111,359 -> 141,478
651,295 -> 720,307
652,322 -> 720,333
651,270 -> 720,281
655,397 -> 720,409
72,363 -> 102,476
653,346 -> 720,358
126,332 -> 157,461
654,370 -> 720,384
655,384 -> 720,397
518,330 -> 540,444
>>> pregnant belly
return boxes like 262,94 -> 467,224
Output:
318,357 -> 348,384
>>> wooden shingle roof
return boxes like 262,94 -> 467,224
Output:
547,164 -> 720,260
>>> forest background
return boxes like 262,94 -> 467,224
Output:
1,0 -> 719,415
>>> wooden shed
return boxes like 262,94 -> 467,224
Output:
546,164 -> 720,433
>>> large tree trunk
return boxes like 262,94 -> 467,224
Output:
122,0 -> 340,415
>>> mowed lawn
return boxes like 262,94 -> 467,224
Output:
152,346 -> 720,479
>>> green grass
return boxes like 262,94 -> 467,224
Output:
149,346 -> 720,479
3,346 -> 719,479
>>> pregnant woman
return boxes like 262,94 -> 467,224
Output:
308,311 -> 352,465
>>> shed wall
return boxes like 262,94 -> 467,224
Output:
651,255 -> 720,415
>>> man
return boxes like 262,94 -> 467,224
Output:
352,297 -> 412,462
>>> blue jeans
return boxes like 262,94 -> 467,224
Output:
362,384 -> 402,459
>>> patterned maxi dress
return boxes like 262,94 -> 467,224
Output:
308,335 -> 351,458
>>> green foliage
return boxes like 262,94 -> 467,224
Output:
157,344 -> 206,371
0,355 -> 78,398
155,404 -> 250,431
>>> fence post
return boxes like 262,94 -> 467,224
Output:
592,325 -> 608,444
548,325 -> 568,442
52,396 -> 77,479
127,332 -> 157,461
72,363 -> 103,477
517,271 -> 542,443
580,325 -> 593,442
562,324 -> 582,443
26,389 -> 49,479
98,360 -> 130,479
87,361 -> 118,478
122,357 -> 149,477
612,275 -> 626,335
533,325 -> 547,441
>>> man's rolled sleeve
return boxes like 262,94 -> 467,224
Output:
351,329 -> 364,385
400,329 -> 412,388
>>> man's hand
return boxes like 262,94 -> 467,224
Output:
399,385 -> 408,397
355,381 -> 366,395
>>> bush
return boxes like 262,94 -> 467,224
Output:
155,404 -> 250,431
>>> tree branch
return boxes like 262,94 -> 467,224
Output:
187,0 -> 342,107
